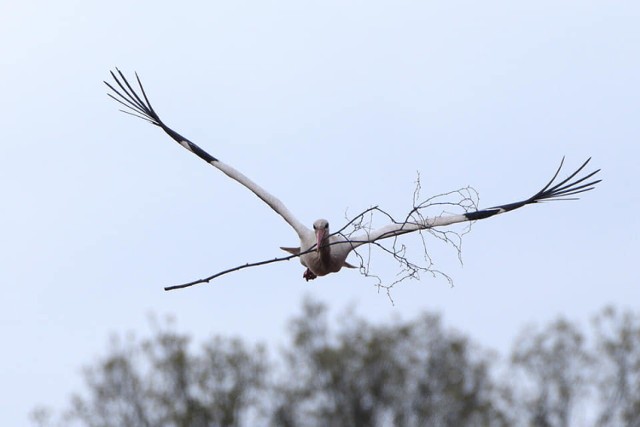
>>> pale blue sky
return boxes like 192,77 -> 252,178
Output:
1,1 -> 638,425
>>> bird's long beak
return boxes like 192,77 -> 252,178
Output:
315,229 -> 326,253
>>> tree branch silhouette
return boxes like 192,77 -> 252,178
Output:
165,177 -> 479,294
337,174 -> 479,303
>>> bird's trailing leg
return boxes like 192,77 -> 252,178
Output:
303,268 -> 317,281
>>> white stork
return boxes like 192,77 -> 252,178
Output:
105,69 -> 601,282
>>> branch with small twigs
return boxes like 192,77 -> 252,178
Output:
337,174 -> 479,303
164,176 -> 478,295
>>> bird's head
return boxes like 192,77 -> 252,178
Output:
312,219 -> 330,252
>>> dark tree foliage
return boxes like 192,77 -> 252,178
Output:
591,307 -> 640,427
31,303 -> 640,427
510,318 -> 591,427
273,299 -> 508,427
65,319 -> 268,427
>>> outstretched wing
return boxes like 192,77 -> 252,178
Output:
350,157 -> 601,248
105,69 -> 309,239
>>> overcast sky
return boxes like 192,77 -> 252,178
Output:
2,1 -> 638,425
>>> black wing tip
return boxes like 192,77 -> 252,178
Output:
476,157 -> 601,217
105,68 -> 160,125
531,157 -> 601,203
105,68 -> 220,163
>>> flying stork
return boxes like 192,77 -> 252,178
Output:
105,69 -> 601,282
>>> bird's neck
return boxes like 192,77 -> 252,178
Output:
318,237 -> 332,263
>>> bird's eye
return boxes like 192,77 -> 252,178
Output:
313,224 -> 317,230
324,223 -> 329,229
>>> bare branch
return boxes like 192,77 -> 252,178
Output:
335,175 -> 479,303
165,176 -> 479,297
